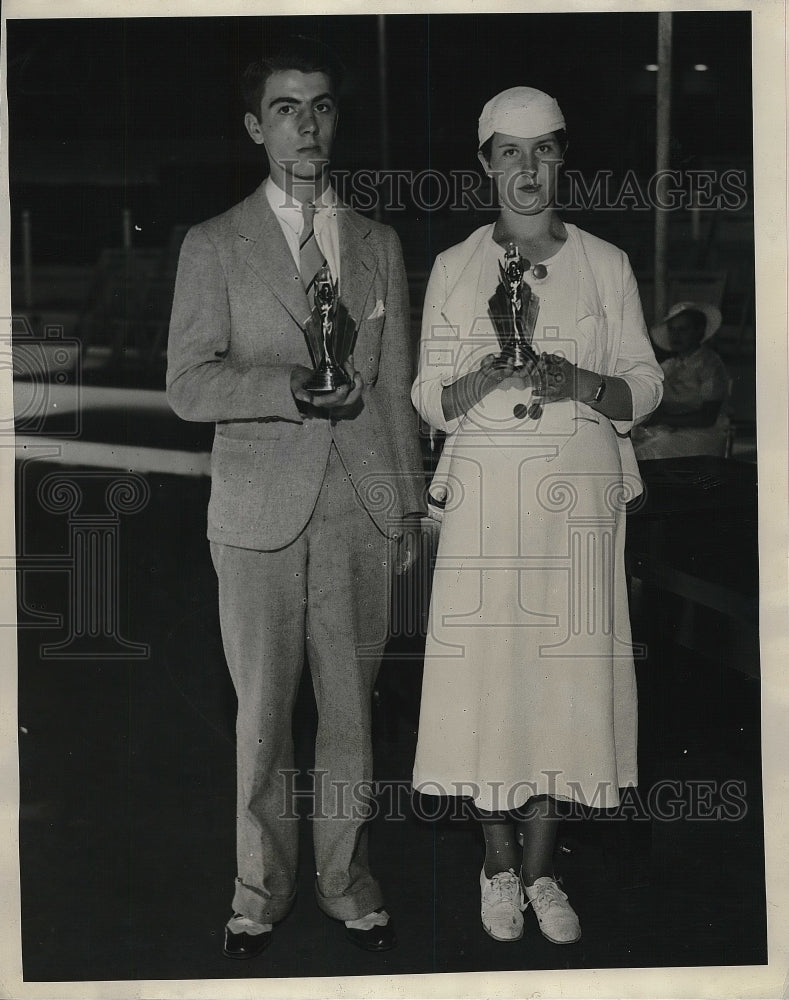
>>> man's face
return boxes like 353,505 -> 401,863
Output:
481,131 -> 563,215
245,69 -> 337,190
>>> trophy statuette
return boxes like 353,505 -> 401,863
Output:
489,242 -> 541,370
488,241 -> 544,418
303,265 -> 357,394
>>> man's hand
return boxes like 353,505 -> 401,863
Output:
393,514 -> 423,576
291,362 -> 364,414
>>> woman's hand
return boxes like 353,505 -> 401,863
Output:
479,353 -> 536,392
532,354 -> 576,402
532,354 -> 634,420
532,354 -> 595,403
441,353 -> 536,422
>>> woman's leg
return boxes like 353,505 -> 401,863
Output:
476,808 -> 525,942
516,795 -> 561,885
517,796 -> 581,944
478,809 -> 521,877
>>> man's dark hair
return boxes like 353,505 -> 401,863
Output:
241,35 -> 345,119
479,129 -> 568,165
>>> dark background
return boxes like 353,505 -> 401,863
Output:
7,12 -> 752,265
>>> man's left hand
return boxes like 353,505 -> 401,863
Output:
394,515 -> 423,576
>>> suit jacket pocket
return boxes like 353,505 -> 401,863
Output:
208,435 -> 275,538
208,424 -> 330,547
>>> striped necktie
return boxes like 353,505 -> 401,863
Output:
299,202 -> 327,294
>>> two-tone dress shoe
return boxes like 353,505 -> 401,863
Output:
343,909 -> 397,952
223,914 -> 273,959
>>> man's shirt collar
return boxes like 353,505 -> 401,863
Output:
265,177 -> 336,234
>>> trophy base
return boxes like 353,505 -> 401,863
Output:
304,363 -> 351,394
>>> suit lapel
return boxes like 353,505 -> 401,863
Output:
337,205 -> 377,328
239,187 -> 379,331
240,184 -> 312,327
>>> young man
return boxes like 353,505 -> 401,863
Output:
166,37 -> 424,958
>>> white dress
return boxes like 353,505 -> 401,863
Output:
412,226 -> 663,812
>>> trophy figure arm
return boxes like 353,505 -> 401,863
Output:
322,317 -> 335,362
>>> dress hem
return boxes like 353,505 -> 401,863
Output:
412,775 -> 638,812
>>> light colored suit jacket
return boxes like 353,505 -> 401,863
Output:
167,182 -> 425,550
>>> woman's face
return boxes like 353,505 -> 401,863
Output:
481,131 -> 564,215
666,312 -> 706,355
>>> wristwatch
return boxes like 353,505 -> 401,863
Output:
592,375 -> 607,404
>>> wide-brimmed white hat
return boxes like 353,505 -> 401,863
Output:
478,87 -> 565,148
650,301 -> 722,352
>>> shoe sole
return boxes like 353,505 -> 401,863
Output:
538,928 -> 582,945
482,921 -> 524,942
222,945 -> 270,959
344,932 -> 398,952
222,936 -> 272,959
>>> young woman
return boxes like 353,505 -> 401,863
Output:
411,87 -> 663,945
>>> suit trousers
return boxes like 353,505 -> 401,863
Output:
210,444 -> 392,923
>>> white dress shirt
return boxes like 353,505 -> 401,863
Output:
265,177 -> 341,289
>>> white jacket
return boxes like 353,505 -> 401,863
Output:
412,223 -> 664,500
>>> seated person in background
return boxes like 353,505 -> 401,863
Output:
632,301 -> 730,460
